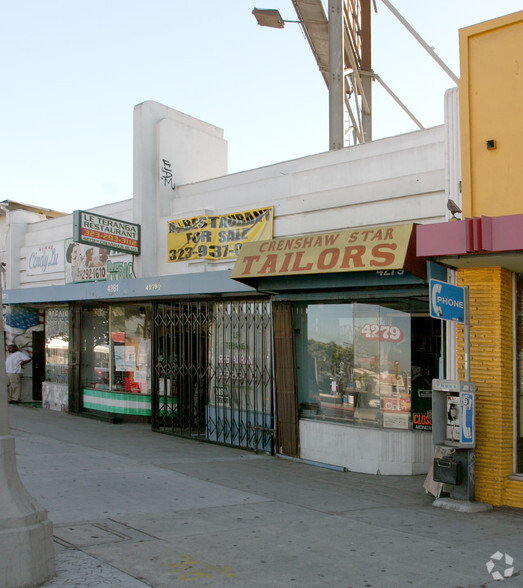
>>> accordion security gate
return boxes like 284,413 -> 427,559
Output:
152,300 -> 274,453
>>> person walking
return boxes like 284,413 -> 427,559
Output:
5,344 -> 31,404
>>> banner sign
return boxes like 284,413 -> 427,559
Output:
73,210 -> 140,255
231,223 -> 422,281
167,207 -> 273,263
64,239 -> 135,284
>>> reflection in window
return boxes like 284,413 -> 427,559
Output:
296,303 -> 411,429
82,307 -> 109,390
81,305 -> 151,394
45,307 -> 69,384
111,305 -> 151,393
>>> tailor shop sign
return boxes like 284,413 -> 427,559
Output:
231,223 -> 422,280
167,207 -> 273,262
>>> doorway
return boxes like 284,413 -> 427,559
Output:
152,299 -> 273,452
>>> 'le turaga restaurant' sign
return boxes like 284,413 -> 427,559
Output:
73,210 -> 141,255
230,223 -> 424,281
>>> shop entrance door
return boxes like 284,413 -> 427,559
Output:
152,300 -> 273,452
152,302 -> 209,439
32,330 -> 45,401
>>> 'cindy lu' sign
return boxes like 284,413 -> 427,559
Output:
26,243 -> 64,275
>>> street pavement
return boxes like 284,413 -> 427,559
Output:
8,404 -> 523,587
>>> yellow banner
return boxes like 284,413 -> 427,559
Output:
231,224 -> 423,279
167,208 -> 273,262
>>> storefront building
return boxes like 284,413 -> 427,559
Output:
2,96 -> 454,473
415,11 -> 523,508
230,223 -> 446,474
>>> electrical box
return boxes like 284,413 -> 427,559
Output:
432,379 -> 475,448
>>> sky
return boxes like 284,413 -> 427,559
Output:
1,1 -> 521,213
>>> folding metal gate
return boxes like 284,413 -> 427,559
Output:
152,299 -> 273,453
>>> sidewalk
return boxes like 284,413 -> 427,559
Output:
8,405 -> 523,587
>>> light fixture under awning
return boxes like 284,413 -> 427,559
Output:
230,223 -> 425,286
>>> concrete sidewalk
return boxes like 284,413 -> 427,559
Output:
8,405 -> 523,587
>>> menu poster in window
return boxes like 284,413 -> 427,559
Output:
113,346 -> 126,371
124,346 -> 136,371
137,341 -> 149,366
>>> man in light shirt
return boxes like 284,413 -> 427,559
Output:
5,344 -> 31,404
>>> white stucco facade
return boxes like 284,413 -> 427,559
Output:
2,95 -> 459,475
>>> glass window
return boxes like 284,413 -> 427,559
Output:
81,304 -> 151,394
45,307 -> 69,384
81,307 -> 110,390
111,305 -> 151,393
296,302 -> 412,429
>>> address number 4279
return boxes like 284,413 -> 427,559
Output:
360,324 -> 404,342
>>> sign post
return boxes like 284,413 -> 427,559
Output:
429,278 -> 469,379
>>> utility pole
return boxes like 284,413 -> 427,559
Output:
328,0 -> 344,150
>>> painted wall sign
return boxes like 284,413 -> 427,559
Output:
64,239 -> 136,284
231,223 -> 422,280
73,210 -> 141,255
167,207 -> 273,263
26,243 -> 64,275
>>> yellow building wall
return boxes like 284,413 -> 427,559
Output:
459,11 -> 523,218
457,267 -> 522,508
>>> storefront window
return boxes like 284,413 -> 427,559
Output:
81,304 -> 151,394
296,302 -> 411,429
82,307 -> 110,390
45,307 -> 69,384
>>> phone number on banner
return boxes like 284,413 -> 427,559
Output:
169,243 -> 243,262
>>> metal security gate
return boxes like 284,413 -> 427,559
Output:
152,299 -> 273,453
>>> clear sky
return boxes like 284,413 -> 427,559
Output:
1,1 -> 521,213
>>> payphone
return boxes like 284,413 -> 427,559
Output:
432,379 -> 475,448
432,379 -> 476,499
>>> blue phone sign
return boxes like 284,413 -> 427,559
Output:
429,279 -> 466,324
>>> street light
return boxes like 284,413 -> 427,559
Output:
252,8 -> 299,29
253,2 -> 348,150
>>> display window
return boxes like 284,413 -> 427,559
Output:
81,304 -> 151,394
296,302 -> 415,429
45,306 -> 69,384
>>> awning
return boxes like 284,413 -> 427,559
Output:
416,214 -> 523,273
2,270 -> 254,306
231,223 -> 425,287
